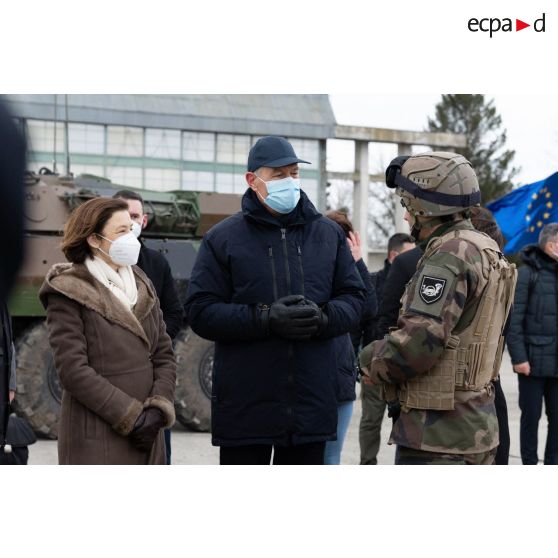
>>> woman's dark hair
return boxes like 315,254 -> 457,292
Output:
469,206 -> 505,250
61,197 -> 130,263
326,210 -> 354,238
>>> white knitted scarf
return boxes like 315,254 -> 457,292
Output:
85,256 -> 138,311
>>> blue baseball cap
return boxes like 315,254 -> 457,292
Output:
247,136 -> 311,172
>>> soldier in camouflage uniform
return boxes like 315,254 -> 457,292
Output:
359,152 -> 517,465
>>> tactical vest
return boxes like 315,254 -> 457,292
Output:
397,228 -> 517,411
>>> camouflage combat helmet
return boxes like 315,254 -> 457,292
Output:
385,151 -> 481,217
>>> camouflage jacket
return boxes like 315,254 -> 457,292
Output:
359,219 -> 499,454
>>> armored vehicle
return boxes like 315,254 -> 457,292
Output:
9,168 -> 241,438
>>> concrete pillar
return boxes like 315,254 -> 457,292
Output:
353,140 -> 369,264
394,143 -> 412,233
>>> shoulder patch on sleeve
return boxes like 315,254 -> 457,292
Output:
419,274 -> 446,304
409,264 -> 457,318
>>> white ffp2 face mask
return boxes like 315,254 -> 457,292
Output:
131,221 -> 142,238
97,232 -> 141,266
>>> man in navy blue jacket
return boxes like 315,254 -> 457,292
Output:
507,223 -> 558,465
185,136 -> 365,465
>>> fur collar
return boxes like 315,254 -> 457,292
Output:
39,262 -> 157,346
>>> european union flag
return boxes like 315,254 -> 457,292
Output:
486,172 -> 558,254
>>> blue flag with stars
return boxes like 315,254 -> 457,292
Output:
486,172 -> 558,254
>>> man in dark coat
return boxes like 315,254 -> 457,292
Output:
114,190 -> 183,465
113,190 -> 183,338
0,101 -> 25,455
1,302 -> 16,454
375,246 -> 422,340
507,223 -> 558,465
0,102 -> 25,307
359,233 -> 415,465
185,136 -> 365,465
2,302 -> 37,465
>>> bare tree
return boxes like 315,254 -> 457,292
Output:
368,182 -> 395,248
366,152 -> 396,248
326,179 -> 353,213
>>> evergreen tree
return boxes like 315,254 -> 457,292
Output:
427,94 -> 520,203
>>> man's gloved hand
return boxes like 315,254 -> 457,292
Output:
128,407 -> 166,452
300,298 -> 329,335
387,400 -> 401,422
266,294 -> 320,340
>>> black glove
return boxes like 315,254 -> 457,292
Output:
128,407 -> 166,452
387,401 -> 401,423
264,294 -> 320,340
299,298 -> 329,336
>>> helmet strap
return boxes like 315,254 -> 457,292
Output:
393,171 -> 481,207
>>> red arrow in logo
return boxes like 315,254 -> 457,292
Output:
516,19 -> 531,31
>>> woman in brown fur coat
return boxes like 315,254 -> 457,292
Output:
39,197 -> 176,464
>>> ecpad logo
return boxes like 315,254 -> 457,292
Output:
468,13 -> 546,37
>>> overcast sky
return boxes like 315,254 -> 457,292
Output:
328,94 -> 558,188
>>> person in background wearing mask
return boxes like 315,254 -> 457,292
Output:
39,198 -> 176,464
185,136 -> 365,465
507,222 -> 558,465
359,233 -> 414,465
113,190 -> 182,465
324,211 -> 377,465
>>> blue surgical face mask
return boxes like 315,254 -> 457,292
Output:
255,175 -> 301,214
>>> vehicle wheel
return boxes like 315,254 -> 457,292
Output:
173,327 -> 213,432
13,321 -> 61,439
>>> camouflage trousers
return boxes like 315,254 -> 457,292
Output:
395,446 -> 497,465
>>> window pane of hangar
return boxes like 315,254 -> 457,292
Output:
106,166 -> 144,189
183,170 -> 214,192
233,173 -> 247,194
26,119 -> 66,153
145,168 -> 180,191
217,134 -> 250,165
288,138 -> 319,166
145,128 -> 181,160
107,126 -> 143,157
303,178 -> 319,206
68,123 -> 105,155
216,134 -> 234,163
183,131 -> 215,162
215,172 -> 234,193
233,135 -> 250,165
